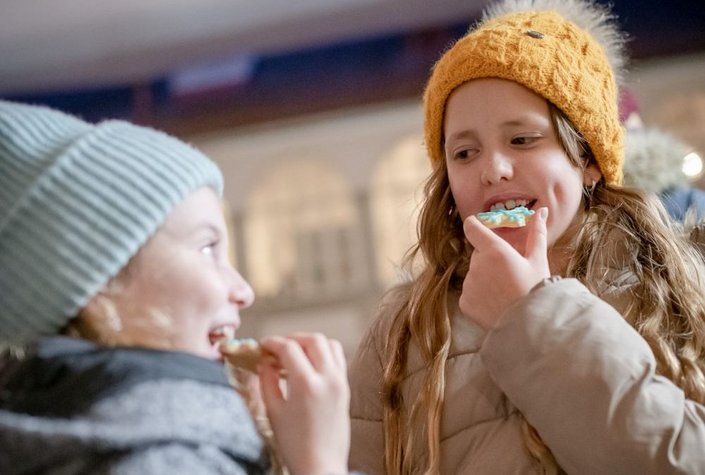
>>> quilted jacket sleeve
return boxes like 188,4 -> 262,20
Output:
480,278 -> 705,474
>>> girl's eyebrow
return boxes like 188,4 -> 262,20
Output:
192,223 -> 223,237
446,116 -> 549,143
501,119 -> 528,128
500,114 -> 550,129
445,129 -> 476,144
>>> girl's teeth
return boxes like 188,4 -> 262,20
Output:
490,199 -> 528,212
209,325 -> 236,346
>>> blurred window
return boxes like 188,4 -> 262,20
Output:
245,160 -> 365,299
370,134 -> 430,287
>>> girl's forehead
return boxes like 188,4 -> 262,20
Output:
448,79 -> 547,107
161,188 -> 223,227
444,81 -> 551,133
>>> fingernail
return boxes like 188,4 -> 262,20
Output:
539,207 -> 548,221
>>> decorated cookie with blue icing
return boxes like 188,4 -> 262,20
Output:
477,206 -> 535,229
219,337 -> 265,373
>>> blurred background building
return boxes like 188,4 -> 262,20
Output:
2,0 -> 704,353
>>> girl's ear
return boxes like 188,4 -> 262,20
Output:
81,271 -> 126,322
72,289 -> 123,343
583,162 -> 602,186
63,295 -> 106,342
81,292 -> 106,322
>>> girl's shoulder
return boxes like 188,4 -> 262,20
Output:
366,283 -> 413,334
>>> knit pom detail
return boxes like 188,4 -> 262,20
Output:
482,0 -> 628,86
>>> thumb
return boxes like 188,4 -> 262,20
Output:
524,207 -> 548,264
463,215 -> 508,251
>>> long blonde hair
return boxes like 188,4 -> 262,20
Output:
380,103 -> 705,474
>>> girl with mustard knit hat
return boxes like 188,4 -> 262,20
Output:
349,0 -> 705,473
0,100 -> 354,475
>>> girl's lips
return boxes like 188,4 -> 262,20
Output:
208,324 -> 240,355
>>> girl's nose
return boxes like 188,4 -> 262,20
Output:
480,151 -> 513,185
227,267 -> 255,309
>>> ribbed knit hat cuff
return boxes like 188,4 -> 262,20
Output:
423,10 -> 624,185
0,118 -> 223,344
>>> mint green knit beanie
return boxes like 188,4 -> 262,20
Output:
0,100 -> 223,344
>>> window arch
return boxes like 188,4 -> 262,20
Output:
245,160 -> 365,299
370,134 -> 430,287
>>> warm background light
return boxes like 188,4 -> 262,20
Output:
683,151 -> 704,180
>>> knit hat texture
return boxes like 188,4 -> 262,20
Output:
423,0 -> 625,185
0,100 -> 223,344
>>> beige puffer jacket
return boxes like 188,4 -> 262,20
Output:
349,278 -> 705,474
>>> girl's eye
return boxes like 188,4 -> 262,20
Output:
511,136 -> 539,146
200,241 -> 219,257
453,148 -> 477,161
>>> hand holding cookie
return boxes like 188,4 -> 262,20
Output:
258,333 -> 350,475
461,207 -> 550,329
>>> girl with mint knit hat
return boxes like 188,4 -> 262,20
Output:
0,100 -> 353,475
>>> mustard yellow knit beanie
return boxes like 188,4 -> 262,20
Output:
424,0 -> 627,185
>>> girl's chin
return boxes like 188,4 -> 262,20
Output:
172,342 -> 223,361
202,343 -> 224,361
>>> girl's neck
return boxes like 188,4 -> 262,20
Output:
548,206 -> 590,276
548,244 -> 572,276
548,221 -> 583,277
